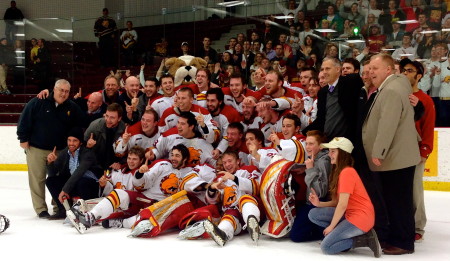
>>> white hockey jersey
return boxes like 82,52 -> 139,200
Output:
247,147 -> 280,173
132,160 -> 198,202
151,95 -> 175,117
212,105 -> 243,153
152,127 -> 217,166
180,163 -> 216,203
102,167 -> 140,196
113,121 -> 161,157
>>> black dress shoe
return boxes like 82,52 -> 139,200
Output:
47,211 -> 66,220
383,246 -> 414,255
38,211 -> 50,218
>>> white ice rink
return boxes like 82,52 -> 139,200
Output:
1,171 -> 449,260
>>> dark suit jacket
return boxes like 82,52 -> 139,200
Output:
47,146 -> 102,194
303,73 -> 364,142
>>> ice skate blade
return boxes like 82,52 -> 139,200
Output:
66,210 -> 86,234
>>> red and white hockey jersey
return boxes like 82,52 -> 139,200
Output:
180,163 -> 216,204
212,105 -> 243,153
132,160 -> 198,202
113,121 -> 161,157
151,95 -> 175,117
222,87 -> 263,113
247,147 -> 280,173
158,104 -> 218,144
152,127 -> 217,166
102,166 -> 140,196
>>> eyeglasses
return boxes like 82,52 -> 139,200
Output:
402,68 -> 417,74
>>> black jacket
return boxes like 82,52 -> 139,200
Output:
17,94 -> 85,150
303,73 -> 364,143
47,146 -> 102,193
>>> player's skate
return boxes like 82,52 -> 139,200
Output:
66,208 -> 87,234
0,214 -> 10,233
246,215 -> 260,245
129,220 -> 153,237
102,219 -> 124,229
178,220 -> 206,239
203,219 -> 228,247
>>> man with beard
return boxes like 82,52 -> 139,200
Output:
259,70 -> 303,107
46,127 -> 102,219
206,88 -> 242,159
85,103 -> 126,169
223,72 -> 262,113
148,111 -> 216,166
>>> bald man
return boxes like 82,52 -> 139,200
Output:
118,76 -> 142,124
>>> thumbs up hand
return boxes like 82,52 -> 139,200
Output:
87,133 -> 96,148
195,109 -> 205,128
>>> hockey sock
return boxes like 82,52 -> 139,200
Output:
242,202 -> 260,224
219,215 -> 239,240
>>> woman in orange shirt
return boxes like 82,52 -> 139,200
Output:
308,137 -> 381,257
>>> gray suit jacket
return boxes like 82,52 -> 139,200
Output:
362,74 -> 421,171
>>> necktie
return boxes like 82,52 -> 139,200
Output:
328,85 -> 335,93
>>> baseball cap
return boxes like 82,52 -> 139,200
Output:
181,42 -> 189,47
399,58 -> 424,75
320,137 -> 354,154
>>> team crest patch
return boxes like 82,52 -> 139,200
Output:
160,173 -> 179,195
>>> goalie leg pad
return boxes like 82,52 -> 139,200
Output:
259,159 -> 297,238
131,190 -> 194,238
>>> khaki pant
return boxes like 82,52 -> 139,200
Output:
0,64 -> 7,91
26,146 -> 54,215
413,161 -> 426,235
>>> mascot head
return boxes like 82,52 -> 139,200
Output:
164,55 -> 207,87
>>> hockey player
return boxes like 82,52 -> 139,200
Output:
151,74 -> 176,117
268,114 -> 307,163
257,97 -> 291,146
222,72 -> 262,113
113,108 -> 161,158
245,128 -> 279,173
206,88 -> 243,159
180,151 -> 262,246
68,144 -> 196,234
147,111 -> 216,166
240,96 -> 263,132
225,122 -> 250,166
159,87 -> 218,143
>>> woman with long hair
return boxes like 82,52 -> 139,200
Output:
308,137 -> 381,257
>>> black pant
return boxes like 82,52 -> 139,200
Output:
290,203 -> 324,242
46,175 -> 99,211
377,166 -> 415,251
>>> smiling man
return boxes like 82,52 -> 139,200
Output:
17,79 -> 84,218
362,54 -> 420,255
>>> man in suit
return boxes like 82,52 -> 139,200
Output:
302,57 -> 363,142
362,54 -> 421,255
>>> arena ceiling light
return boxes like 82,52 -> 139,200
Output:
55,29 -> 73,33
381,48 -> 395,51
346,39 -> 365,43
396,20 -> 418,24
420,30 -> 439,34
217,1 -> 246,7
314,29 -> 337,33
442,28 -> 450,32
274,15 -> 294,19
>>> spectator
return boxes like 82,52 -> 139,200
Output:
276,0 -> 305,22
3,1 -> 24,44
94,8 -> 117,67
180,41 -> 190,56
379,0 -> 406,35
339,3 -> 365,30
34,39 -> 51,91
17,79 -> 84,218
0,38 -> 14,95
197,37 -> 218,64
120,21 -> 138,66
366,24 -> 386,54
392,33 -> 417,60
386,19 -> 405,49
321,4 -> 344,34
263,40 -> 276,60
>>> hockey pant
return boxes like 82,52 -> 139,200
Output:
218,195 -> 260,240
90,189 -> 155,227
131,190 -> 195,237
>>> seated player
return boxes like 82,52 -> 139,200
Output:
245,128 -> 279,173
179,151 -> 262,246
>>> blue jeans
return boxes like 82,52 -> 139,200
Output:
309,207 -> 365,255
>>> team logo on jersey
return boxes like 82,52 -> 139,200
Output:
160,173 -> 179,195
223,184 -> 238,208
187,147 -> 202,166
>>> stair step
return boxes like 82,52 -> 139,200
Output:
0,113 -> 21,125
0,94 -> 36,103
0,103 -> 25,113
